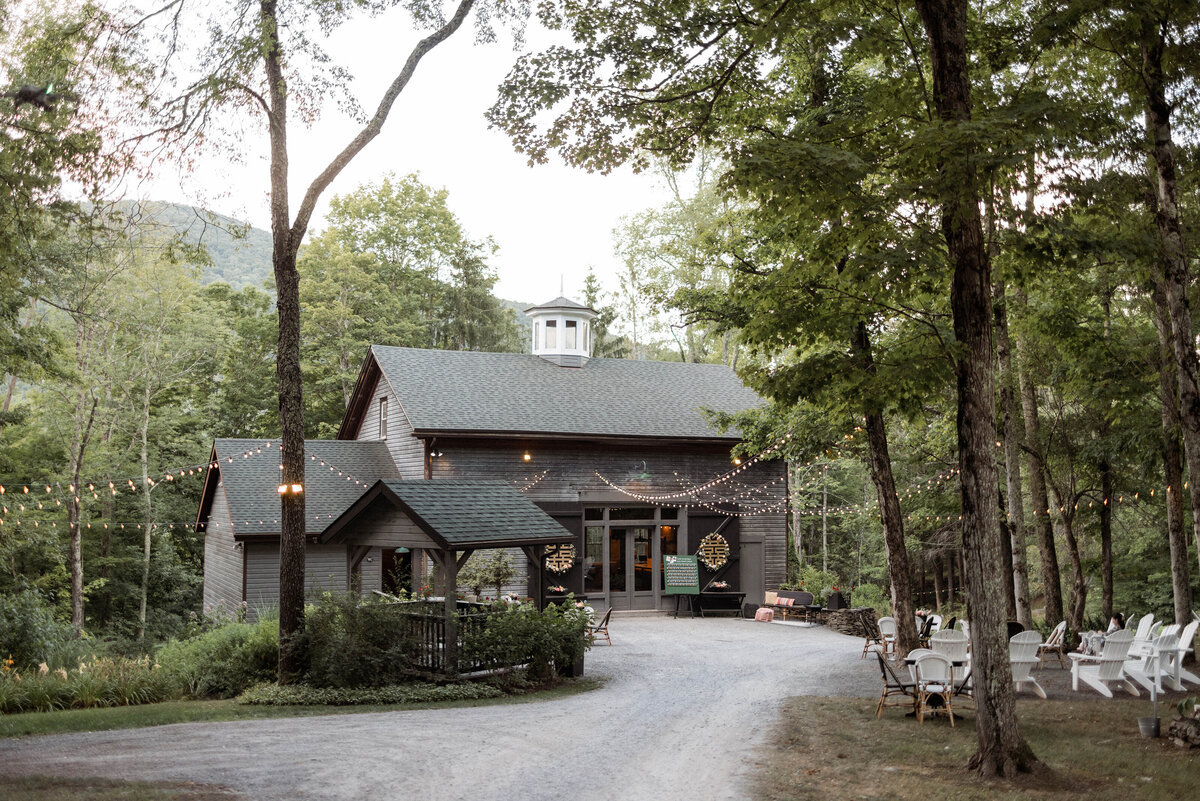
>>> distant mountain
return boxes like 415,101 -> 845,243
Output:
128,204 -> 543,323
125,201 -> 274,290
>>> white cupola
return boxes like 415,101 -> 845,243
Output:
525,296 -> 599,367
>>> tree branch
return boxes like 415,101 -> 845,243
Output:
290,0 -> 477,247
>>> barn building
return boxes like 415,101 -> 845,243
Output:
197,296 -> 788,616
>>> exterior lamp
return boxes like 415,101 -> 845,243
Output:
277,484 -> 304,495
523,452 -> 531,462
395,547 -> 410,554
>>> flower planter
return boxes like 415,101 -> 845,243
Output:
556,653 -> 585,678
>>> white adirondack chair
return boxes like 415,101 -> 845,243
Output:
1069,629 -> 1139,698
1129,613 -> 1158,658
1010,630 -> 1046,699
931,628 -> 970,663
1126,632 -> 1181,693
1037,620 -> 1067,669
1164,620 -> 1199,687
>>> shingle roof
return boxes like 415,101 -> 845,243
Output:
524,296 -> 597,315
211,439 -> 401,536
322,479 -> 574,549
371,346 -> 761,441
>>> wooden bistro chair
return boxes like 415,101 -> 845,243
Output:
588,607 -> 613,646
878,616 -> 898,658
860,610 -> 886,659
914,652 -> 957,726
1037,620 -> 1068,670
875,652 -> 916,718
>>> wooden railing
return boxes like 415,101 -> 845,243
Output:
387,601 -> 491,676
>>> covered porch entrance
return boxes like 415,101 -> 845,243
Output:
584,506 -> 679,611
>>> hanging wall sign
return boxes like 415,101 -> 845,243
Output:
544,543 -> 575,574
697,533 -> 730,570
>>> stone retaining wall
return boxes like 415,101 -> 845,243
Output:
818,607 -> 877,636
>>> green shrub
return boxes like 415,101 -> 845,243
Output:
301,592 -> 425,688
0,589 -> 76,669
851,583 -> 890,616
237,680 -> 503,706
156,617 -> 279,698
463,600 -> 590,685
781,565 -> 843,599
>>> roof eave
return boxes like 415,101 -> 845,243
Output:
409,428 -> 742,445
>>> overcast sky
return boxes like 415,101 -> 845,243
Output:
144,5 -> 671,306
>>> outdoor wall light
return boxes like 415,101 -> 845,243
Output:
277,483 -> 304,495
523,452 -> 532,462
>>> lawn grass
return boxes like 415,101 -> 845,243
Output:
755,696 -> 1198,800
0,678 -> 601,740
0,776 -> 240,801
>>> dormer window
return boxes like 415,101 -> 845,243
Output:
379,397 -> 388,440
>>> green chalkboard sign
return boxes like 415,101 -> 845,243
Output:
663,554 -> 700,595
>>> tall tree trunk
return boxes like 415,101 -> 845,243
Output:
1152,282 -> 1194,624
1014,304 -> 1063,625
1098,460 -> 1113,622
1142,16 -> 1200,588
1046,481 -> 1086,636
853,321 -> 919,657
913,0 -> 1037,776
995,280 -> 1031,627
138,380 -> 153,642
261,0 -> 306,682
946,552 -> 955,609
257,0 -> 478,681
68,398 -> 98,635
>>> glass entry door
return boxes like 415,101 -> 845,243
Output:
584,519 -> 677,611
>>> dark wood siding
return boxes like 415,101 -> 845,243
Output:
354,374 -> 424,479
432,439 -> 787,599
243,543 -> 348,621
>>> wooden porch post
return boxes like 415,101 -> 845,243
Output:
523,545 -> 545,609
443,549 -> 458,675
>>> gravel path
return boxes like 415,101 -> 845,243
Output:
0,617 -> 879,801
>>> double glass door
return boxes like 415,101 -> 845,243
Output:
584,512 -> 678,611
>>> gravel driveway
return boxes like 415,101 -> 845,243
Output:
0,617 -> 878,801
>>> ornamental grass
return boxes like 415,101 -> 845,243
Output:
0,654 -> 178,714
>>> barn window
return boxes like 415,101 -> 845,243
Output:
379,397 -> 388,440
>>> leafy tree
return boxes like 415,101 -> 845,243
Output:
138,0 -> 529,679
614,155 -> 741,365
581,268 -> 629,358
439,247 -> 523,353
490,0 -> 1048,775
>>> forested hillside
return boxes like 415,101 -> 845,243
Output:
121,201 -> 274,290
0,172 -> 540,644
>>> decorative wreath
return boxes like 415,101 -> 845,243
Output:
697,533 -> 730,571
544,543 -> 576,574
